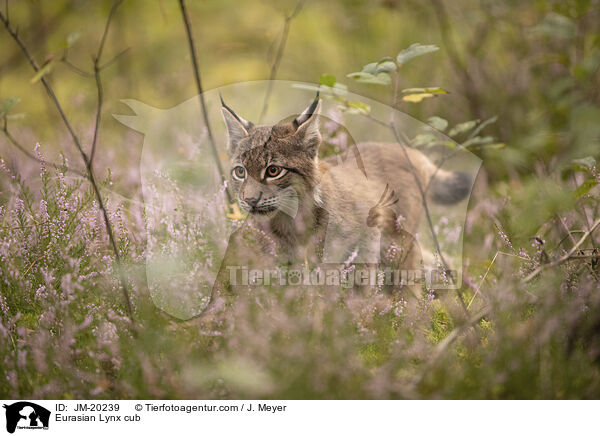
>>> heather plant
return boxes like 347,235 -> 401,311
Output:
0,150 -> 135,397
1,124 -> 597,399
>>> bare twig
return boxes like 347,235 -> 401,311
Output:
556,214 -> 598,280
466,251 -> 535,309
90,0 -> 123,164
348,106 -> 454,275
23,256 -> 44,276
0,2 -> 136,327
391,69 -> 400,109
523,217 -> 600,283
177,0 -> 233,204
96,0 -> 122,64
60,57 -> 93,77
1,120 -> 86,177
391,125 -> 469,313
361,108 -> 469,313
90,69 -> 104,165
60,47 -> 129,78
258,0 -> 305,123
99,47 -> 130,71
567,254 -> 600,260
557,215 -> 578,248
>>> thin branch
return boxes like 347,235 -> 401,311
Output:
1,120 -> 86,177
0,2 -> 136,327
392,125 -> 465,302
0,14 -> 87,164
258,0 -> 305,123
466,251 -> 536,309
96,0 -> 122,64
177,0 -> 233,204
89,67 -> 104,165
555,229 -> 586,251
523,217 -> 600,283
567,254 -> 600,260
59,48 -> 130,79
360,108 -> 469,313
23,256 -> 43,276
60,57 -> 93,77
557,215 -> 578,248
391,69 -> 400,109
90,0 -> 122,164
557,214 -> 598,280
99,46 -> 130,71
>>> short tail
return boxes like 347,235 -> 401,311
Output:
428,168 -> 471,205
416,152 -> 471,205
401,149 -> 472,205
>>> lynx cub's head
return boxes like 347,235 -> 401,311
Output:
221,96 -> 322,217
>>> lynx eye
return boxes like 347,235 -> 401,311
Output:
265,165 -> 286,179
232,166 -> 246,180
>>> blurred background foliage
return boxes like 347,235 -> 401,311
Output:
1,0 -> 598,186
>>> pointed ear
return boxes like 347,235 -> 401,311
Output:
113,99 -> 160,133
220,96 -> 253,152
293,97 -> 321,156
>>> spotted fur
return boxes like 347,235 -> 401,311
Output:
220,97 -> 470,265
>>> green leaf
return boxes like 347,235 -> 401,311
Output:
346,71 -> 391,85
413,133 -> 439,147
427,116 -> 448,132
467,142 -> 505,150
402,93 -> 434,103
375,59 -> 397,73
461,135 -> 495,148
361,58 -> 397,74
574,178 -> 598,198
361,62 -> 378,75
292,82 -> 347,97
396,43 -> 439,64
343,101 -> 371,115
347,57 -> 399,86
468,116 -> 498,139
402,87 -> 447,95
330,83 -> 348,97
376,56 -> 395,64
0,97 -> 20,117
319,74 -> 336,87
572,156 -> 596,169
31,59 -> 56,84
530,12 -> 576,39
62,31 -> 81,49
448,120 -> 479,137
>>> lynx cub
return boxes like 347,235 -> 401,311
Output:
218,96 -> 470,288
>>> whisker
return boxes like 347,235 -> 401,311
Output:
277,196 -> 299,218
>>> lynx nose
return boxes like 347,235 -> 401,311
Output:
245,191 -> 263,208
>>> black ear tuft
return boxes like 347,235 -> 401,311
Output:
220,95 -> 255,152
294,92 -> 321,128
219,94 -> 254,130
